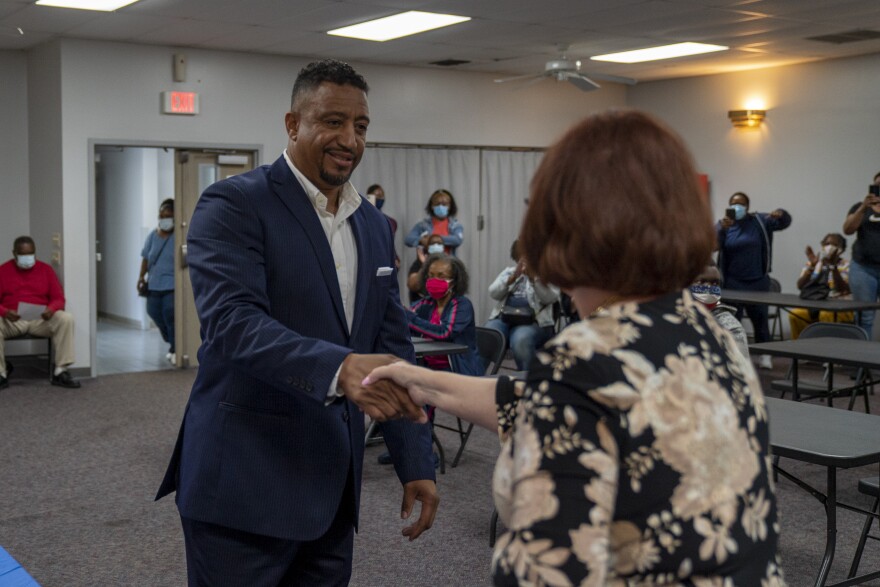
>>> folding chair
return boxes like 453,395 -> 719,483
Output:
771,322 -> 873,412
5,333 -> 54,382
849,476 -> 880,581
437,326 -> 506,468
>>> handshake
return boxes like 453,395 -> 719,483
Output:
339,353 -> 428,424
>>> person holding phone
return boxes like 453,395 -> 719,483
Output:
842,171 -> 880,337
716,192 -> 792,369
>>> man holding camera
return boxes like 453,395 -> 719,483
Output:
716,192 -> 792,369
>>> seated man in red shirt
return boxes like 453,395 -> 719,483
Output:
0,236 -> 80,389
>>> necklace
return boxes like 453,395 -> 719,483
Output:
589,295 -> 619,318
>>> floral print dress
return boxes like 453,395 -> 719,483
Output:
491,291 -> 785,586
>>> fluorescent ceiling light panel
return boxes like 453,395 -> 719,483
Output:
36,0 -> 140,10
591,42 -> 728,64
327,11 -> 470,42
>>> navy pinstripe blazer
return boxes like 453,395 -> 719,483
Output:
156,156 -> 435,541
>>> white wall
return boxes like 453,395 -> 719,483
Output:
38,38 -> 626,371
629,52 -> 880,313
0,51 -> 29,247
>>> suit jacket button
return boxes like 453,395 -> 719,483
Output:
342,412 -> 350,422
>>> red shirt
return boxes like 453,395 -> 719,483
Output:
0,259 -> 66,318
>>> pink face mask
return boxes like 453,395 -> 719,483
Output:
425,277 -> 451,299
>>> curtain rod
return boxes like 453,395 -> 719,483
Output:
366,142 -> 545,153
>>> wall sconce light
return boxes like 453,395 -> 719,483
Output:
728,109 -> 766,128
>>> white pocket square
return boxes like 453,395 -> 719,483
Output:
376,266 -> 393,277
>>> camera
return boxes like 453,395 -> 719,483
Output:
870,185 -> 880,197
725,207 -> 736,220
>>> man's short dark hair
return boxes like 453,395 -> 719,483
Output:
730,191 -> 750,207
159,198 -> 174,213
291,59 -> 369,111
13,236 -> 34,252
367,184 -> 382,195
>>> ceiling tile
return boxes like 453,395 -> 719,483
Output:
2,3 -> 97,33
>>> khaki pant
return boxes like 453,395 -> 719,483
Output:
0,310 -> 75,375
788,307 -> 854,340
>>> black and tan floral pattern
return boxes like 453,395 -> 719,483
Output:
492,290 -> 785,586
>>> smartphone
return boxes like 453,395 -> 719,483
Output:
725,207 -> 736,220
870,185 -> 880,197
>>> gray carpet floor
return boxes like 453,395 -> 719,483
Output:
1,358 -> 880,586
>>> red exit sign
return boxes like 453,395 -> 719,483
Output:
161,91 -> 199,115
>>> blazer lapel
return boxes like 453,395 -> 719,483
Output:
348,207 -> 373,341
269,157 -> 348,334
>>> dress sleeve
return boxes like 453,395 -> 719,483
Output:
492,355 -> 620,586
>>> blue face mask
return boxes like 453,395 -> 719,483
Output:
731,204 -> 747,220
375,198 -> 385,210
432,205 -> 449,219
427,243 -> 445,255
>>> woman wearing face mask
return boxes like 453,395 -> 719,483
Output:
407,254 -> 483,377
485,239 -> 560,370
716,191 -> 791,369
407,234 -> 445,304
789,233 -> 852,339
138,198 -> 176,364
690,263 -> 749,358
842,172 -> 880,337
404,189 -> 464,256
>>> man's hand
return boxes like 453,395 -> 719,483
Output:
41,309 -> 55,321
5,310 -> 20,322
339,354 -> 427,423
769,209 -> 784,219
401,479 -> 438,541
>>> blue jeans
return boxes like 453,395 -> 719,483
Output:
848,260 -> 880,338
147,290 -> 175,352
484,319 -> 554,371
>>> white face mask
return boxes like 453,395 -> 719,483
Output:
822,244 -> 838,258
16,254 -> 36,270
693,292 -> 721,305
427,243 -> 445,255
158,218 -> 174,232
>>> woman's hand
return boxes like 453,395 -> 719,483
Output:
805,245 -> 817,266
363,361 -> 432,406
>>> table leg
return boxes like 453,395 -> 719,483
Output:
827,363 -> 835,407
793,359 -> 800,402
816,466 -> 838,587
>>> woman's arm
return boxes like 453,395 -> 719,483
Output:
363,362 -> 499,430
844,199 -> 870,235
442,219 -> 464,247
488,268 -> 514,300
408,297 -> 473,340
404,220 -> 427,247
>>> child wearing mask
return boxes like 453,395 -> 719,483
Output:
690,263 -> 750,359
407,234 -> 445,304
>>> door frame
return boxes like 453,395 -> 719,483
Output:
87,139 -> 263,377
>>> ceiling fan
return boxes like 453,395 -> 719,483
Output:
494,48 -> 637,92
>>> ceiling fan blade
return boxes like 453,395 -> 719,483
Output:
582,72 -> 638,85
494,72 -> 545,84
567,74 -> 601,92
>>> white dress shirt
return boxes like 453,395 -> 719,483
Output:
283,149 -> 361,401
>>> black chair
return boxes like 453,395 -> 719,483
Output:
437,326 -> 506,469
849,476 -> 880,581
771,322 -> 872,412
5,334 -> 53,382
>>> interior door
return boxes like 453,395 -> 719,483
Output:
174,150 -> 256,367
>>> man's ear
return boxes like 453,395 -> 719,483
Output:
284,111 -> 299,140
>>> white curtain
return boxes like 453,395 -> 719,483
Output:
352,146 -> 543,323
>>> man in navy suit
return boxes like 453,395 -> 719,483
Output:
156,60 -> 438,586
